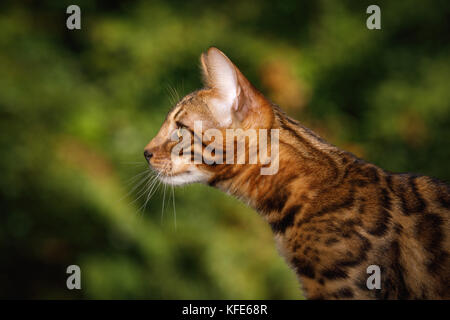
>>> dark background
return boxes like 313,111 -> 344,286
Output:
0,0 -> 449,299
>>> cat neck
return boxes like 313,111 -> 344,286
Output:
210,109 -> 349,220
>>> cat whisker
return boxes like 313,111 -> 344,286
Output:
166,83 -> 181,106
160,172 -> 168,223
117,170 -> 152,203
171,184 -> 177,230
138,169 -> 163,213
130,172 -> 159,206
124,170 -> 151,186
120,161 -> 147,166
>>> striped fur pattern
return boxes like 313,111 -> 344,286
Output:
144,48 -> 450,299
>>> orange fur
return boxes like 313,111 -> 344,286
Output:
144,48 -> 450,299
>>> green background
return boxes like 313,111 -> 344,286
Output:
0,0 -> 449,299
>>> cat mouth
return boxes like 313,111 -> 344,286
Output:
157,172 -> 185,186
157,170 -> 208,186
147,161 -> 172,176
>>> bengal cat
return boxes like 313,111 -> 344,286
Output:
143,47 -> 450,299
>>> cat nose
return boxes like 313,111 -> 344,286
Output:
144,150 -> 153,163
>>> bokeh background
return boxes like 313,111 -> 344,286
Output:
1,0 -> 449,299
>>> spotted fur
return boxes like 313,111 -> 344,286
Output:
144,48 -> 450,299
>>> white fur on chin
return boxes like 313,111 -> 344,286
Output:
159,170 -> 208,186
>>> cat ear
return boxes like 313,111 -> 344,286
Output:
200,47 -> 242,126
200,52 -> 211,86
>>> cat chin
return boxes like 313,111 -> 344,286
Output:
159,170 -> 208,186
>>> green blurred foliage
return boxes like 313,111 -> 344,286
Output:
0,0 -> 449,299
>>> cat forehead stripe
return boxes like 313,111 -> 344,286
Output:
171,107 -> 184,121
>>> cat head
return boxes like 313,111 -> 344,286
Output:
144,47 -> 276,185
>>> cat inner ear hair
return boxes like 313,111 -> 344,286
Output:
200,47 -> 242,126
